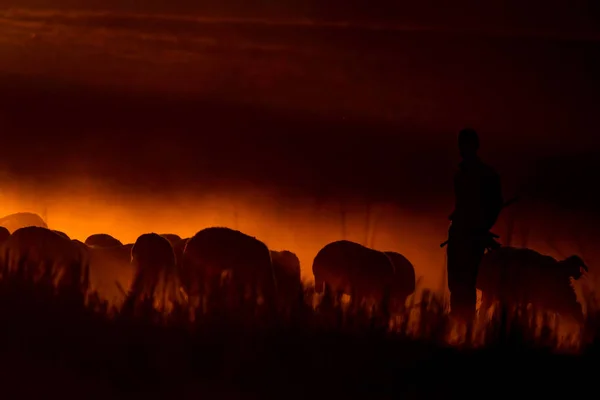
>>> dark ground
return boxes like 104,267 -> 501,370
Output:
0,280 -> 595,399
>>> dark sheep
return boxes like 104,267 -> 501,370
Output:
85,233 -> 123,248
270,249 -> 303,306
160,234 -> 182,246
1,227 -> 89,293
182,227 -> 276,306
312,240 -> 397,306
0,212 -> 47,233
477,246 -> 588,322
0,226 -> 10,243
52,230 -> 71,240
124,233 -> 180,314
383,251 -> 417,301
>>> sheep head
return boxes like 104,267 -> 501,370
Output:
559,255 -> 588,279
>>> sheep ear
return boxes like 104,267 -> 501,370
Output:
566,255 -> 588,272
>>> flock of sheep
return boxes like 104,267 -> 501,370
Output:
0,211 -> 590,322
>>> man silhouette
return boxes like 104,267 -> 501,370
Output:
447,128 -> 503,321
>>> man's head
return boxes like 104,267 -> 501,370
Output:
458,128 -> 479,160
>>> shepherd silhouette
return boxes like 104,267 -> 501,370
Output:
446,128 -> 503,321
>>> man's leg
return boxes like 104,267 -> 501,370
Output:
460,241 -> 485,320
447,239 -> 480,322
447,239 -> 468,319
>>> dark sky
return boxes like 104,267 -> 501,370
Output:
1,0 -> 598,29
0,3 -> 598,215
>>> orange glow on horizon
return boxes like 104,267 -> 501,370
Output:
0,177 -> 596,301
0,178 -> 448,287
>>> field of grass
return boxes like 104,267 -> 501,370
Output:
0,258 -> 596,399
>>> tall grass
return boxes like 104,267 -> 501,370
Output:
0,257 -> 596,396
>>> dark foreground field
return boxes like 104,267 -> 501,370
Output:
0,270 -> 596,399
